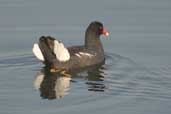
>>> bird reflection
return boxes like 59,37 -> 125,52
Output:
71,65 -> 107,92
34,69 -> 71,99
86,66 -> 107,92
34,65 -> 107,100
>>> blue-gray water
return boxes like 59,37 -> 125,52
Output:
0,0 -> 171,114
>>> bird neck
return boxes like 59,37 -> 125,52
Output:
84,29 -> 103,51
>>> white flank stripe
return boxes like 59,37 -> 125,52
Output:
53,40 -> 70,62
32,43 -> 44,61
84,53 -> 93,57
79,52 -> 93,58
75,53 -> 81,58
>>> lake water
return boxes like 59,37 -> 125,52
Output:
0,0 -> 171,114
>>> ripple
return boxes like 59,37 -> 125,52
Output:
1,53 -> 171,101
31,52 -> 171,101
98,52 -> 171,101
0,54 -> 40,69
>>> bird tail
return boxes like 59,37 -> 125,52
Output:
32,36 -> 70,65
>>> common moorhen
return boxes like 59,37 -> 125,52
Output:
33,21 -> 109,72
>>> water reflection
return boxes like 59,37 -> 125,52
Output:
86,67 -> 107,92
34,66 -> 107,100
34,69 -> 71,99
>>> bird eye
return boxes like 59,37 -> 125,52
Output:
99,26 -> 103,30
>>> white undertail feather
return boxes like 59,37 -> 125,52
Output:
32,43 -> 44,61
53,40 -> 70,62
